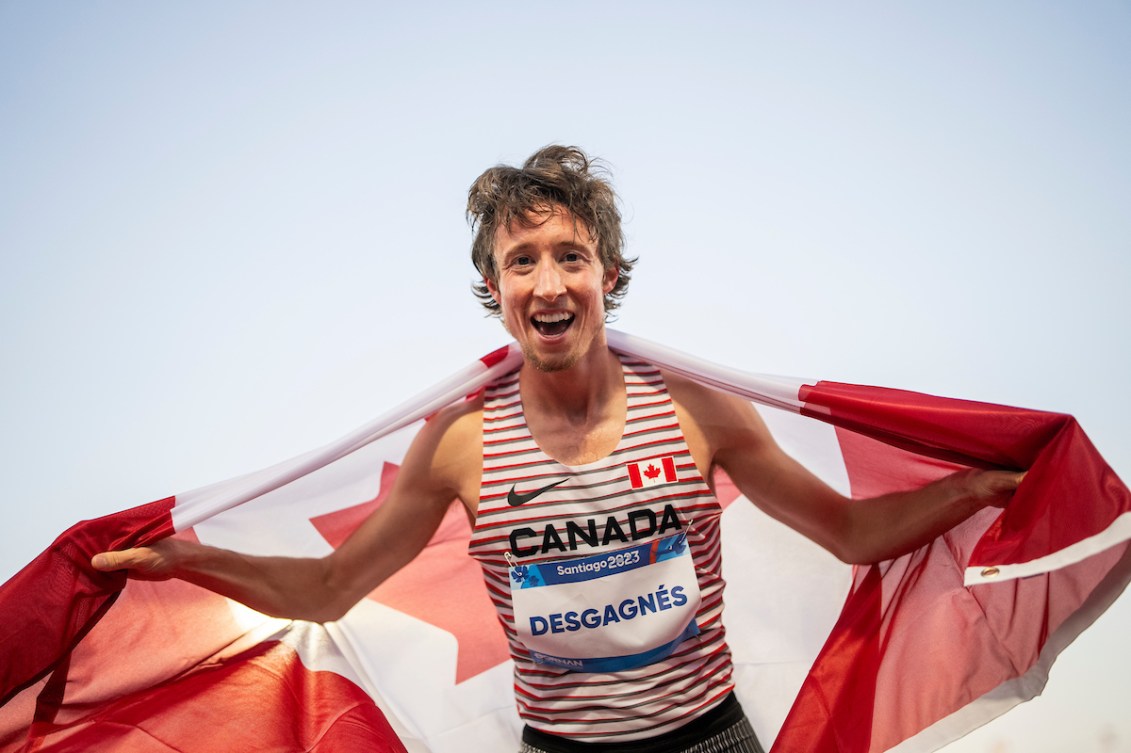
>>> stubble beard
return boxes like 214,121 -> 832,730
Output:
521,343 -> 581,373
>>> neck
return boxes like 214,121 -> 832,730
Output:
519,340 -> 621,425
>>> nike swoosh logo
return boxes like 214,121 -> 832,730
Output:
507,478 -> 568,507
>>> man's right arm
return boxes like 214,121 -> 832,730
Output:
91,396 -> 485,623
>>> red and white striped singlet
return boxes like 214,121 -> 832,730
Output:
468,356 -> 736,743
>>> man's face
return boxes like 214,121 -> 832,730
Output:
486,206 -> 617,372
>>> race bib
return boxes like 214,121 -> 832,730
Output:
508,532 -> 701,673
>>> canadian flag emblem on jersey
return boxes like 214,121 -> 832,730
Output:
626,456 -> 678,488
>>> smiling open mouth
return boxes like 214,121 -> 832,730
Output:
532,313 -> 575,337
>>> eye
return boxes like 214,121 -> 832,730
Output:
512,255 -> 534,267
562,250 -> 582,263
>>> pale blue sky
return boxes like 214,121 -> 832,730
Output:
2,3 -> 1129,751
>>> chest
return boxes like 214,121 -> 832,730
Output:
524,411 -> 625,467
471,365 -> 722,565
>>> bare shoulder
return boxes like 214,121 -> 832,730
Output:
398,391 -> 485,513
661,369 -> 774,467
662,369 -> 767,434
663,370 -> 741,416
420,390 -> 485,446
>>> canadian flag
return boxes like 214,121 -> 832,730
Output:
1,330 -> 1129,753
627,456 -> 678,488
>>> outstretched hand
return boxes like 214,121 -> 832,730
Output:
91,539 -> 181,581
954,468 -> 1026,508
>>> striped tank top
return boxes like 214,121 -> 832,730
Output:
468,356 -> 735,743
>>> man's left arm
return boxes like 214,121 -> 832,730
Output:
667,373 -> 1023,565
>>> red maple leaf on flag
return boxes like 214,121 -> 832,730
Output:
309,462 -> 508,684
644,463 -> 661,480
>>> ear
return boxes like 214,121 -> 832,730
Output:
485,276 -> 501,304
602,265 -> 619,295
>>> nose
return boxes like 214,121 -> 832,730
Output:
533,261 -> 566,301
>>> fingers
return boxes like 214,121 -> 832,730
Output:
970,469 -> 1026,509
997,470 -> 1026,492
90,546 -> 171,580
91,549 -> 145,572
979,470 -> 1025,493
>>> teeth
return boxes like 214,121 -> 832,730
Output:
533,312 -> 572,323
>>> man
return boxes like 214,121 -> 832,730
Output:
94,145 -> 1022,752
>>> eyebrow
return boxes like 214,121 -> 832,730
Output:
498,245 -> 533,264
500,240 -> 590,262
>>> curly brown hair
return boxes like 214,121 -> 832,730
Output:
467,145 -> 635,316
